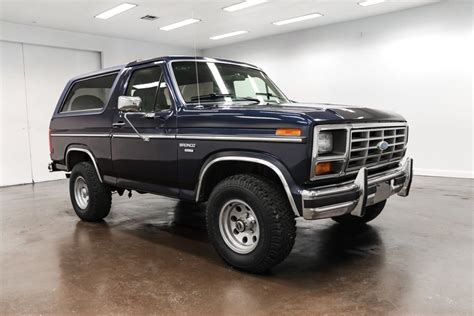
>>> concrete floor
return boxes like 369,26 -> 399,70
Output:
0,176 -> 472,314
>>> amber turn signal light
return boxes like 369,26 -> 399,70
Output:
275,128 -> 301,136
315,162 -> 332,175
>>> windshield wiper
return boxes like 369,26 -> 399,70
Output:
256,92 -> 281,99
190,93 -> 231,101
190,94 -> 260,105
234,97 -> 260,104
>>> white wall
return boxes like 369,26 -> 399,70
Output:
0,41 -> 32,186
204,1 -> 473,178
24,44 -> 102,184
0,41 -> 101,186
0,21 -> 195,67
0,22 -> 195,186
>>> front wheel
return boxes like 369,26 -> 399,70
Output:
206,174 -> 296,274
69,162 -> 111,222
332,200 -> 386,225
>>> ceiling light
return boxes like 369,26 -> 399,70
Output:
95,3 -> 137,20
160,18 -> 201,31
272,13 -> 323,26
210,30 -> 249,40
358,0 -> 386,7
223,0 -> 267,12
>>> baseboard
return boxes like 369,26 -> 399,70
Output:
414,168 -> 474,179
0,178 -> 65,188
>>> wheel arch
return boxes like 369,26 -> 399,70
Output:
65,146 -> 103,182
195,151 -> 301,216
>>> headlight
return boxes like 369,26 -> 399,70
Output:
317,132 -> 333,154
311,127 -> 349,180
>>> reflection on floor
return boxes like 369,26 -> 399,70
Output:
0,176 -> 472,314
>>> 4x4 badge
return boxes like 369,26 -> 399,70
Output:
377,141 -> 389,151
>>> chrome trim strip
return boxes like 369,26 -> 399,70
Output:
65,148 -> 103,183
112,134 -> 176,139
195,156 -> 300,216
51,133 -> 303,142
176,135 -> 304,143
51,133 -> 110,137
349,122 -> 408,129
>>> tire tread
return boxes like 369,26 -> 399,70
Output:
207,174 -> 296,273
70,161 -> 111,222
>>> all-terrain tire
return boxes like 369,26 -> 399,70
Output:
332,200 -> 386,225
69,161 -> 111,222
206,174 -> 296,274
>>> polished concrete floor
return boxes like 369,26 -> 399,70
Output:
0,176 -> 472,314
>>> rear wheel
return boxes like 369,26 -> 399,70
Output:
332,200 -> 386,225
206,174 -> 296,274
69,162 -> 111,222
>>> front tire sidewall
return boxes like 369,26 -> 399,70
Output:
208,186 -> 270,270
207,174 -> 297,273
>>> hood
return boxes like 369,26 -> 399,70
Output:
244,102 -> 406,123
179,102 -> 406,130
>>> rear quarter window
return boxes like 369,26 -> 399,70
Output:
60,73 -> 118,113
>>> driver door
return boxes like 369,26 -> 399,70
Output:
111,64 -> 178,196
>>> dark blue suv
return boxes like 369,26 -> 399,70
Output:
49,56 -> 413,273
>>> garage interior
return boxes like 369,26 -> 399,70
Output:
0,0 -> 472,314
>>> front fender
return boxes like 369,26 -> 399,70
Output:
195,150 -> 302,216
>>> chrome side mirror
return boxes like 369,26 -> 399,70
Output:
118,96 -> 142,112
117,96 -> 149,142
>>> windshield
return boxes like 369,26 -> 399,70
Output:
171,61 -> 289,105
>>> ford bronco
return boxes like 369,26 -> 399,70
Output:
49,56 -> 413,273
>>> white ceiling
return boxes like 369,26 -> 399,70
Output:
0,0 -> 439,49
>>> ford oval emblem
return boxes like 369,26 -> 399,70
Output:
377,141 -> 389,151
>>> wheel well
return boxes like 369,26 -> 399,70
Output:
198,161 -> 283,202
67,150 -> 92,170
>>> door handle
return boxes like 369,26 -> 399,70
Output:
112,121 -> 125,128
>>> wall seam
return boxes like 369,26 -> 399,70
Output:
20,43 -> 35,184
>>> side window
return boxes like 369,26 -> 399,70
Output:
61,73 -> 117,112
126,66 -> 167,112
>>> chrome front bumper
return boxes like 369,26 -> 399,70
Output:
301,157 -> 413,220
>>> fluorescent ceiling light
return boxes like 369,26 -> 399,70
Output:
210,30 -> 249,40
95,3 -> 137,20
160,18 -> 201,31
272,13 -> 323,26
358,0 -> 386,7
223,0 -> 267,12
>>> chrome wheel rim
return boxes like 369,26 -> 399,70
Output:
218,199 -> 260,254
74,176 -> 89,209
